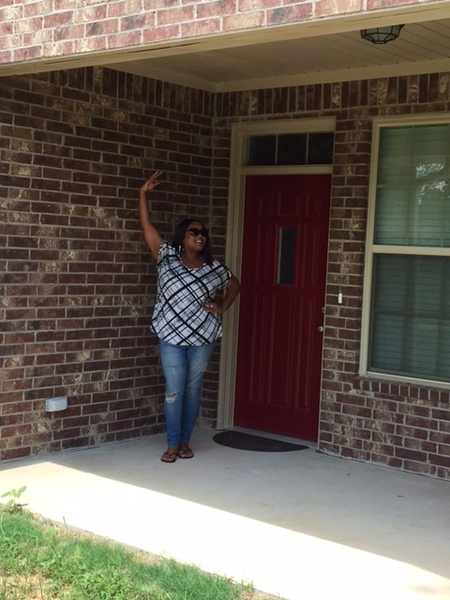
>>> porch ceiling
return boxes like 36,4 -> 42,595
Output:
2,4 -> 449,91
107,12 -> 450,92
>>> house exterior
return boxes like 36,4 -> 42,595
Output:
1,0 -> 449,479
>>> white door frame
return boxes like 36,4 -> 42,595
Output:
217,117 -> 336,429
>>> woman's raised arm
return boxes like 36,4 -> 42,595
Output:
139,171 -> 163,260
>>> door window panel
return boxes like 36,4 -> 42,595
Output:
247,132 -> 334,166
248,136 -> 276,165
308,133 -> 334,164
278,135 -> 307,165
278,227 -> 296,285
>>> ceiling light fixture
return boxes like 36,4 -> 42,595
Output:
360,25 -> 404,44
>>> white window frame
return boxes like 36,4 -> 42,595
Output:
360,114 -> 450,387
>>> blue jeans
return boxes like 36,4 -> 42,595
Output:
158,340 -> 215,448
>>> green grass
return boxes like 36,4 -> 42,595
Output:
0,506 -> 275,600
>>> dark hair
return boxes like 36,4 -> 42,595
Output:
172,218 -> 213,265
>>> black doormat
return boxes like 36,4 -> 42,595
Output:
212,430 -> 309,452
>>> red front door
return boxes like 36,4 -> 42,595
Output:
234,175 -> 331,440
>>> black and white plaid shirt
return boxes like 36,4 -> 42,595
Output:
152,241 -> 232,346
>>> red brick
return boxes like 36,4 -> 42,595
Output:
1,447 -> 31,461
157,6 -> 195,26
437,444 -> 450,457
373,455 -> 403,469
395,448 -> 427,462
403,461 -> 436,476
223,11 -> 265,30
427,454 -> 449,468
404,438 -> 437,454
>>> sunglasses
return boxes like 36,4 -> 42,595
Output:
187,227 -> 208,238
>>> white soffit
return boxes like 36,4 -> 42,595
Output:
1,2 -> 450,91
108,18 -> 450,92
104,2 -> 450,91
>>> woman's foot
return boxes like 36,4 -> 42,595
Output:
161,446 -> 178,463
177,444 -> 194,459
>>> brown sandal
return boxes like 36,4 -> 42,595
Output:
161,451 -> 177,463
177,447 -> 194,459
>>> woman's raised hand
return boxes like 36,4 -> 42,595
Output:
140,171 -> 162,193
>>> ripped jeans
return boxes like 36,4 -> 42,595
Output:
158,340 -> 216,448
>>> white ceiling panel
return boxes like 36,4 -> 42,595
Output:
108,19 -> 450,92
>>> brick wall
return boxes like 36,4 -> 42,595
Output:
0,68 -> 217,460
213,73 -> 450,480
1,65 -> 450,478
321,76 -> 450,480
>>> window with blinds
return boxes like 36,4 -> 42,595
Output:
364,121 -> 450,383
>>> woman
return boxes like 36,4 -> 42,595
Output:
139,172 -> 240,463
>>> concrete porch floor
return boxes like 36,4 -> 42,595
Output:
0,427 -> 449,600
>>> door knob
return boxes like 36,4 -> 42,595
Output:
317,326 -> 324,333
